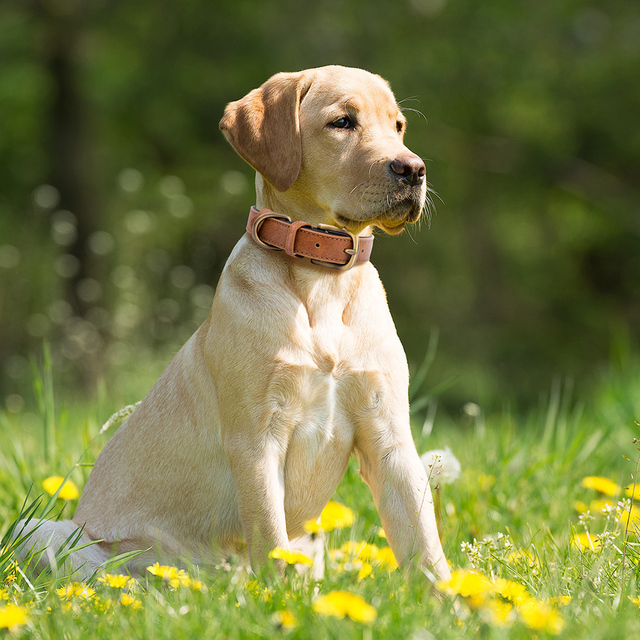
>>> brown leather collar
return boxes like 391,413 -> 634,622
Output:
246,206 -> 374,270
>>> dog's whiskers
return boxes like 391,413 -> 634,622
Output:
405,223 -> 419,245
400,106 -> 428,124
350,181 -> 367,196
420,185 -> 438,230
399,97 -> 427,124
427,184 -> 444,205
368,159 -> 385,180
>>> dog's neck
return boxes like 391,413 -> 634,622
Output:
255,174 -> 373,236
250,175 -> 372,302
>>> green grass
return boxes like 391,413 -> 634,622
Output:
1,357 -> 640,638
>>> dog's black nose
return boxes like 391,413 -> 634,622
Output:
390,154 -> 426,186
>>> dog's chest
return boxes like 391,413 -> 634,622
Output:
267,297 -> 387,523
268,324 -> 354,448
269,351 -> 359,530
270,272 -> 391,442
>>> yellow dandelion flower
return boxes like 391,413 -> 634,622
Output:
97,573 -> 135,589
339,541 -> 379,561
572,533 -> 602,552
0,603 -> 28,631
581,476 -> 620,497
311,591 -> 346,618
590,499 -> 617,513
56,582 -> 95,600
146,562 -> 173,579
272,609 -> 298,630
375,546 -> 398,571
437,570 -> 496,598
189,579 -> 207,592
467,593 -> 490,608
269,548 -> 313,566
573,500 -> 589,513
625,484 -> 640,500
120,593 -> 142,609
518,599 -> 565,635
146,563 -> 190,588
548,596 -> 572,607
0,589 -> 8,601
169,571 -> 190,589
303,518 -> 322,534
629,595 -> 640,607
493,578 -> 530,605
480,599 -> 514,628
303,501 -> 354,533
357,562 -> 373,581
42,476 -> 80,501
376,527 -> 387,539
618,503 -> 640,527
313,591 -> 377,624
321,501 -> 354,530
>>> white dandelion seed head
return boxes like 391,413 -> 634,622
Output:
420,447 -> 461,485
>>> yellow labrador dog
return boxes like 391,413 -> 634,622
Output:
17,65 -> 450,583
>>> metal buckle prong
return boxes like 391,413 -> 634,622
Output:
311,224 -> 360,271
250,211 -> 292,250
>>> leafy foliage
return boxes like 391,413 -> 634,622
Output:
0,2 -> 639,404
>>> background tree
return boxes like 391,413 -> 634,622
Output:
1,0 -> 638,411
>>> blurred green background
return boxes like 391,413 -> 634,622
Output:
1,0 -> 639,417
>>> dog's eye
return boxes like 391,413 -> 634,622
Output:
396,121 -> 404,134
330,116 -> 354,130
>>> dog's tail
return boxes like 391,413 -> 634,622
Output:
12,518 -> 109,581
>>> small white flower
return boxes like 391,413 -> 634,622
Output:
421,447 -> 461,485
462,402 -> 481,418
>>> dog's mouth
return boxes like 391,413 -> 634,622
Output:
381,196 -> 424,233
379,218 -> 408,235
335,193 -> 424,236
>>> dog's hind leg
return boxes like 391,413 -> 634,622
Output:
13,519 -> 109,581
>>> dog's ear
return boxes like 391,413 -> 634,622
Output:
219,72 -> 313,193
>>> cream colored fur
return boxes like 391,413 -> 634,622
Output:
15,65 -> 450,583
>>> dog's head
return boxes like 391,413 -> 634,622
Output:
220,65 -> 427,235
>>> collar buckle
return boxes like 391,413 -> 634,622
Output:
250,210 -> 291,250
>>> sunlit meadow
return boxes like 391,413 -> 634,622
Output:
0,170 -> 640,640
1,353 -> 639,638
2,3 -> 640,632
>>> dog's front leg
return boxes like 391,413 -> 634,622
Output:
224,436 -> 289,569
354,395 -> 451,582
